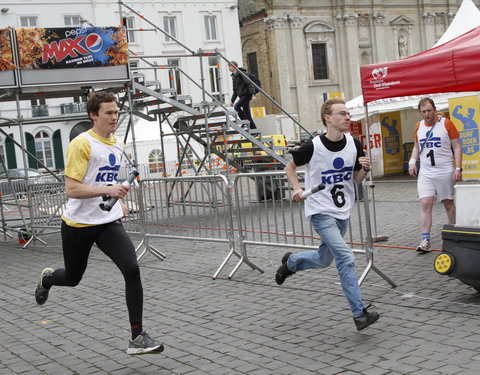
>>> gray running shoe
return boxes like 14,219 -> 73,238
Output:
34,267 -> 53,305
127,331 -> 164,355
416,239 -> 432,253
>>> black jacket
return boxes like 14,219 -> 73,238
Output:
231,68 -> 255,103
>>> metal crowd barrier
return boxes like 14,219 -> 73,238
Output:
211,171 -> 395,283
5,171 -> 395,288
0,193 -> 22,241
0,182 -> 66,247
127,174 -> 238,262
25,182 -> 67,247
126,171 -> 394,287
0,192 -> 34,244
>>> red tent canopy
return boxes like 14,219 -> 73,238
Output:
360,26 -> 480,104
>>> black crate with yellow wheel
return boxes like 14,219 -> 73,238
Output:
434,225 -> 480,292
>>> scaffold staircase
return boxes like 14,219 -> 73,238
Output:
115,0 -> 307,178
121,77 -> 289,177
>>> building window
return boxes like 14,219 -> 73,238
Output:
129,60 -> 142,83
247,52 -> 258,77
73,96 -> 87,103
64,15 -> 81,27
204,15 -> 217,41
31,99 -> 46,106
72,95 -> 88,112
20,16 -> 38,27
208,56 -> 220,94
35,131 -> 54,168
129,60 -> 138,70
167,58 -> 182,94
148,149 -> 163,173
312,43 -> 328,80
31,99 -> 48,117
163,16 -> 177,42
0,139 -> 5,168
122,17 -> 136,43
69,121 -> 92,141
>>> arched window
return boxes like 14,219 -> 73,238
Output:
35,131 -> 54,168
304,21 -> 335,82
70,121 -> 92,141
148,149 -> 163,173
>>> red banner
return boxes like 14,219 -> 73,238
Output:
17,26 -> 128,70
0,28 -> 17,72
361,26 -> 480,103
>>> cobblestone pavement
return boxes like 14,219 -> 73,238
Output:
1,179 -> 480,375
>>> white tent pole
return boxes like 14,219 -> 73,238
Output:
362,103 -> 374,247
362,103 -> 388,243
355,103 -> 395,287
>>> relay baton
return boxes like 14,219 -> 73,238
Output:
99,170 -> 139,211
301,184 -> 325,198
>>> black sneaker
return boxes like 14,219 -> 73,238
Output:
34,267 -> 54,305
127,331 -> 164,355
275,252 -> 295,285
354,304 -> 380,331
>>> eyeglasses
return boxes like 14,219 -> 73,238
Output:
331,111 -> 351,117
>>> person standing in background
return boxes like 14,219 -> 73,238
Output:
409,97 -> 462,253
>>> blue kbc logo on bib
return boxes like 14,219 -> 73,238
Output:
96,153 -> 120,182
321,157 -> 353,185
419,136 -> 441,149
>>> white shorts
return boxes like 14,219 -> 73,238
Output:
417,173 -> 454,201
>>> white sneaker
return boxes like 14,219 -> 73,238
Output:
416,239 -> 431,253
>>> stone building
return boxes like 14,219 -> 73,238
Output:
237,0 -> 477,131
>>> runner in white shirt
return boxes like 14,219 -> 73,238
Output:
409,97 -> 462,252
277,98 -> 379,331
34,92 -> 164,355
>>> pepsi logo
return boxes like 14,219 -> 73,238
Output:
85,33 -> 103,53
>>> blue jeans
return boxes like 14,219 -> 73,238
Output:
287,214 -> 365,317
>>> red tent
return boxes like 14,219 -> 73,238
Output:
360,26 -> 480,103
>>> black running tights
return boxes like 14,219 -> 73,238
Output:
45,220 -> 143,325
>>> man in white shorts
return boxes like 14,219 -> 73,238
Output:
408,98 -> 463,253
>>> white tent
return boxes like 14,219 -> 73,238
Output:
433,0 -> 480,47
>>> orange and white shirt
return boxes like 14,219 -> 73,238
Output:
414,117 -> 459,177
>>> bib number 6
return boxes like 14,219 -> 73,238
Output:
331,184 -> 345,208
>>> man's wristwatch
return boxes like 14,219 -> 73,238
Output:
456,167 -> 463,172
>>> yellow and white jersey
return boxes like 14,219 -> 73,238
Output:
62,130 -> 124,227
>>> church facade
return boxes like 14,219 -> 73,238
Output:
237,0 -> 472,131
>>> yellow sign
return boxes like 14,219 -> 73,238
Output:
380,111 -> 404,175
328,92 -> 344,99
251,107 -> 266,118
449,96 -> 480,180
323,92 -> 344,101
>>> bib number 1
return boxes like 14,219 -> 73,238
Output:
426,149 -> 436,166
